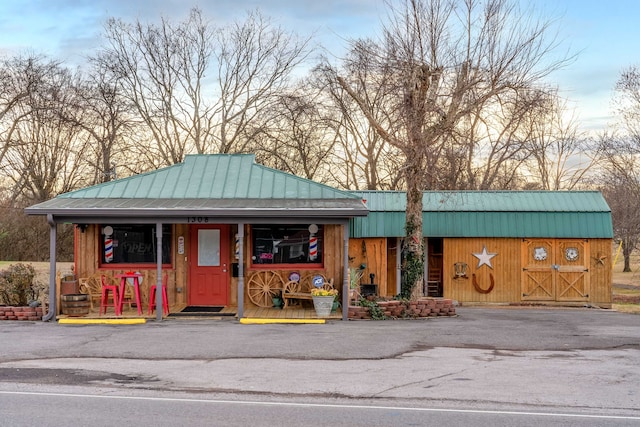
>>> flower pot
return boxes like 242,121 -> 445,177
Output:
312,295 -> 334,317
272,296 -> 283,309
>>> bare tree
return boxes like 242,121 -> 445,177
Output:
95,8 -> 311,166
0,54 -> 58,176
597,66 -> 640,271
94,8 -> 214,165
599,135 -> 640,272
315,47 -> 405,190
68,65 -> 141,183
251,88 -> 335,181
4,62 -> 89,203
214,11 -> 311,154
331,0 -> 569,298
521,93 -> 598,190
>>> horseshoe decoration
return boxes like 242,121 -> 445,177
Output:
472,273 -> 495,294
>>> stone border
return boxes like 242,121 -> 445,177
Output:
0,306 -> 44,321
348,298 -> 456,320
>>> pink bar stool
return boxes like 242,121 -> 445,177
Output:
100,275 -> 120,316
148,275 -> 169,315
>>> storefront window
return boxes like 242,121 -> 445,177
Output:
251,224 -> 323,266
100,225 -> 172,265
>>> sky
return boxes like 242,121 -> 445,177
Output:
0,0 -> 638,134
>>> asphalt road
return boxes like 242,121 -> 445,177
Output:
0,307 -> 639,426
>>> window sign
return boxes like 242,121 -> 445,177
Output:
251,224 -> 323,265
100,224 -> 172,265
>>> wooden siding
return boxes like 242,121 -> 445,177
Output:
242,224 -> 344,308
76,223 -> 346,310
444,238 -> 522,303
348,238 -> 390,297
588,239 -> 612,307
443,237 -> 612,306
73,227 -> 611,311
74,224 -> 184,314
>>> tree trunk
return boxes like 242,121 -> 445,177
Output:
623,242 -> 632,272
402,159 -> 425,299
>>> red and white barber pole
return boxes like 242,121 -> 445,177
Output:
104,236 -> 113,262
308,224 -> 319,261
309,235 -> 318,261
104,226 -> 114,263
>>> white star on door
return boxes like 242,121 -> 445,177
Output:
473,245 -> 497,269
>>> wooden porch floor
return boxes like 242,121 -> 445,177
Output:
57,304 -> 343,320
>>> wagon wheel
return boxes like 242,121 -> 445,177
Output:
247,271 -> 284,307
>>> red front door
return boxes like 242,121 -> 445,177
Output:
189,224 -> 230,306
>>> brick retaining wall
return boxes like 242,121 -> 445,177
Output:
0,306 -> 44,321
348,298 -> 456,320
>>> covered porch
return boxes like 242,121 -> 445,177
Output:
26,154 -> 368,322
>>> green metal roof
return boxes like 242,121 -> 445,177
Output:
350,191 -> 613,239
57,154 -> 359,200
25,154 -> 368,223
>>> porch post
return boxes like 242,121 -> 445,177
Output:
342,219 -> 350,321
237,223 -> 244,319
43,214 -> 57,321
156,222 -> 163,321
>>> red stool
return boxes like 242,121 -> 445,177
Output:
100,275 -> 120,316
148,285 -> 169,315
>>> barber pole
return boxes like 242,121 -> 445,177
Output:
309,234 -> 318,261
104,235 -> 113,262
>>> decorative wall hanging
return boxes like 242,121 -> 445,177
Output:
473,245 -> 497,269
533,247 -> 548,261
592,253 -> 607,266
472,273 -> 495,294
454,262 -> 468,278
565,247 -> 579,262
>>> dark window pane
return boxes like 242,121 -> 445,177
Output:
100,225 -> 172,265
251,224 -> 323,265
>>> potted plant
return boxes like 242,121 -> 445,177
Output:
271,290 -> 283,309
311,288 -> 338,317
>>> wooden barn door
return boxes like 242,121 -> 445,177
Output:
522,239 -> 555,301
556,240 -> 590,302
521,239 -> 589,302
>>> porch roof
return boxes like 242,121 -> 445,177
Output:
25,154 -> 368,223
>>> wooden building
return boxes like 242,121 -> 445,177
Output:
25,154 -> 367,320
349,191 -> 613,308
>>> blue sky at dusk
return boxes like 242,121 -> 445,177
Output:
0,0 -> 637,133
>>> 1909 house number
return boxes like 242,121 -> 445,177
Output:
187,217 -> 210,223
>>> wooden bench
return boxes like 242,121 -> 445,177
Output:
282,275 -> 334,309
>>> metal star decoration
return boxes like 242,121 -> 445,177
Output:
473,245 -> 497,269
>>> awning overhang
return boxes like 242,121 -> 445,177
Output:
25,197 -> 369,224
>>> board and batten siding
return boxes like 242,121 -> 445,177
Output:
444,238 -> 522,303
74,224 -> 186,310
443,237 -> 612,307
242,224 -> 345,307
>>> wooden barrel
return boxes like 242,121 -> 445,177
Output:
61,294 -> 90,317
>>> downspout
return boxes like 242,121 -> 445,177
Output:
156,222 -> 163,321
43,214 -> 57,322
342,219 -> 350,321
237,223 -> 245,319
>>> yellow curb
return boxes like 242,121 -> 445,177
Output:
240,318 -> 325,324
58,318 -> 147,325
